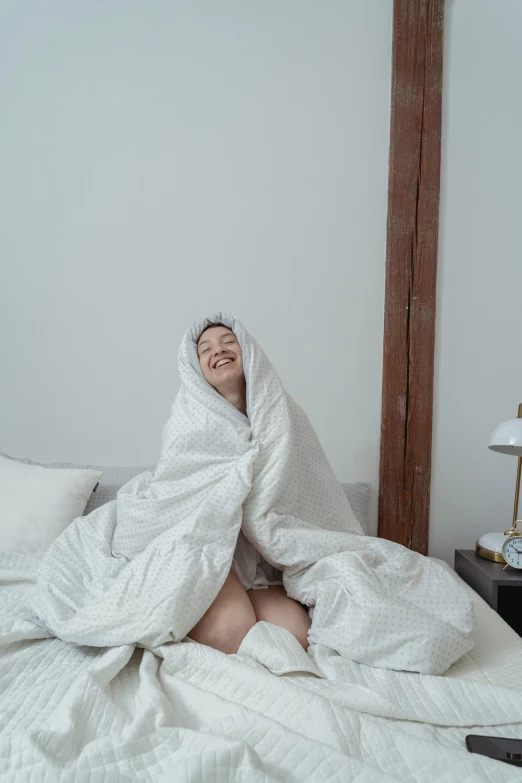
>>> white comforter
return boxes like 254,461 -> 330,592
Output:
1,552 -> 522,782
20,312 -> 473,675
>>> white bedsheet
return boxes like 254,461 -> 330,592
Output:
1,552 -> 522,782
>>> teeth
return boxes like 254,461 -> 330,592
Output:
216,358 -> 232,368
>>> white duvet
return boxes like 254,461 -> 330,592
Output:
21,312 -> 473,674
1,553 -> 522,782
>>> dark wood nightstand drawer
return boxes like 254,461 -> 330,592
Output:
455,549 -> 522,636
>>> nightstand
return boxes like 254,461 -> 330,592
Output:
455,549 -> 522,636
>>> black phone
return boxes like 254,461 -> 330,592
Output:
466,735 -> 522,766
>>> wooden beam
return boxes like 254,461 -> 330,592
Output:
378,0 -> 444,554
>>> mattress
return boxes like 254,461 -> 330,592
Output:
1,553 -> 521,782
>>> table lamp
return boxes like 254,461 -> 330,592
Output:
476,403 -> 522,562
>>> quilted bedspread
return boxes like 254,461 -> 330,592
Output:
19,312 -> 473,675
1,552 -> 522,782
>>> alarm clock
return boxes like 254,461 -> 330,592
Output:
502,535 -> 522,569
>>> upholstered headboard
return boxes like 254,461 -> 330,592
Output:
1,453 -> 371,534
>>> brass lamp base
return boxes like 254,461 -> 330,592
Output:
475,526 -> 522,564
475,540 -> 506,563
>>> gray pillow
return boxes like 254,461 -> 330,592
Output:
1,452 -> 370,533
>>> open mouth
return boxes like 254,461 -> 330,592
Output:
214,357 -> 235,370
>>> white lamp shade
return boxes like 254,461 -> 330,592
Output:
488,418 -> 522,456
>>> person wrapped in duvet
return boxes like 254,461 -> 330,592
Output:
24,312 -> 475,675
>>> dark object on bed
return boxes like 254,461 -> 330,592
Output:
466,734 -> 522,766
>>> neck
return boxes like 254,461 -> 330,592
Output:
220,381 -> 247,416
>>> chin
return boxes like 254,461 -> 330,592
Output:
216,369 -> 244,387
214,366 -> 242,380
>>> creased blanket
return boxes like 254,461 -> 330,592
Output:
3,553 -> 521,783
21,312 -> 474,674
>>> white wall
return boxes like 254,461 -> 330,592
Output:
430,0 -> 522,564
0,1 -> 392,534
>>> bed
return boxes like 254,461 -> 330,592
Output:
1,465 -> 521,781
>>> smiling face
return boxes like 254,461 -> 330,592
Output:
197,324 -> 245,392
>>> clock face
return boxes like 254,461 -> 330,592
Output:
503,536 -> 522,568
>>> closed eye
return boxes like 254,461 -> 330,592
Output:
199,337 -> 236,356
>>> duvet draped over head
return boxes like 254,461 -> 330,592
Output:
22,312 -> 475,675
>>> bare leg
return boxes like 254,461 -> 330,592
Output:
188,570 -> 256,654
248,586 -> 311,651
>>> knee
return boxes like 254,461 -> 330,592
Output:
205,613 -> 256,654
296,630 -> 310,652
285,618 -> 310,651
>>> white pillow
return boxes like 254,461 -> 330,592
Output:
0,456 -> 102,558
